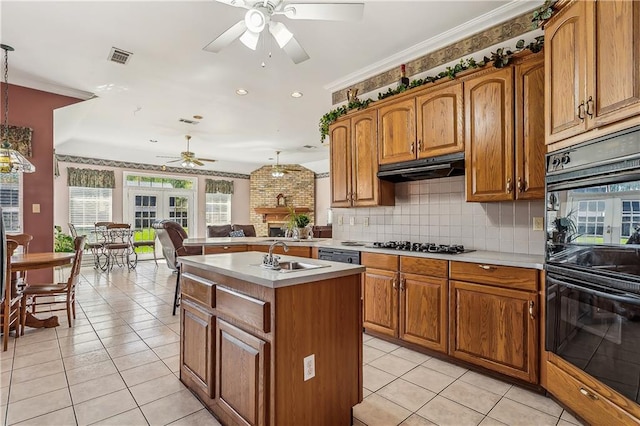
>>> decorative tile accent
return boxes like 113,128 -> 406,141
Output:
332,11 -> 534,104
315,172 -> 329,179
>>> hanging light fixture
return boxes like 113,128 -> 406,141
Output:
0,44 -> 35,173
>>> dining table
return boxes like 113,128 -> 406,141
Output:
10,251 -> 75,329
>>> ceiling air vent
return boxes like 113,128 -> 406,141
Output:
179,118 -> 200,125
108,47 -> 132,65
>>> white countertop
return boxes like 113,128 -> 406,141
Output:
178,251 -> 365,289
183,237 -> 545,269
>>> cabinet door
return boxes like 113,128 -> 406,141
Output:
329,120 -> 352,207
590,0 -> 640,127
204,245 -> 247,254
416,82 -> 464,158
216,318 -> 269,426
515,56 -> 545,200
449,280 -> 538,383
545,0 -> 589,144
399,273 -> 447,353
181,299 -> 215,398
465,67 -> 515,202
351,109 -> 380,207
378,98 -> 416,165
363,268 -> 398,337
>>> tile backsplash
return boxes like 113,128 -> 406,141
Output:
331,176 -> 545,255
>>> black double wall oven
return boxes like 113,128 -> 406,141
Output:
545,126 -> 640,404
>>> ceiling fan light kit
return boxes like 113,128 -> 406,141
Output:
205,0 -> 364,64
156,135 -> 217,169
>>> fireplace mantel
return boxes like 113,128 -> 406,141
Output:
254,207 -> 312,223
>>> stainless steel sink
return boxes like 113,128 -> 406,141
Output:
277,261 -> 329,272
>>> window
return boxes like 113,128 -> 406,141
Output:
0,173 -> 21,232
69,187 -> 113,238
621,200 -> 640,241
206,193 -> 231,225
575,200 -> 605,242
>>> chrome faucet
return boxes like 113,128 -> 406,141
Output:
263,241 -> 289,269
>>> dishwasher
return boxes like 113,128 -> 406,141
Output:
317,247 -> 361,264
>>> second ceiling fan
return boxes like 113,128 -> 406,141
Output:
157,135 -> 216,168
204,0 -> 364,64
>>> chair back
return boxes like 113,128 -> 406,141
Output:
105,223 -> 132,247
68,223 -> 78,238
232,224 -> 256,237
66,236 -> 86,292
152,220 -> 201,270
207,224 -> 232,237
6,234 -> 32,255
2,240 -> 18,305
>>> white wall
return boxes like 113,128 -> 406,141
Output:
314,176 -> 331,226
331,176 -> 545,255
54,161 -> 250,237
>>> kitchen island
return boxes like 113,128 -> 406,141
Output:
178,251 -> 365,426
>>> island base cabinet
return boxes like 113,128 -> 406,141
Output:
449,280 -> 538,383
181,298 -> 215,399
215,319 -> 269,426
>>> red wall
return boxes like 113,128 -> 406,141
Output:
0,83 -> 82,282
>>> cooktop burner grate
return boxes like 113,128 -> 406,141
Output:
370,241 -> 475,254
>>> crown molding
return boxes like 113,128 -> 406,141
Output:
323,0 -> 543,93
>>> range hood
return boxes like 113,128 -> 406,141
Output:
377,152 -> 465,182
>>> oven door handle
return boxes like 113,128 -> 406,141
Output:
548,275 -> 640,305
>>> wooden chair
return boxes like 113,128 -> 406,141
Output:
6,233 -> 32,289
1,240 -> 21,351
21,236 -> 86,328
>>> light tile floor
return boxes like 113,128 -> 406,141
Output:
1,261 -> 585,426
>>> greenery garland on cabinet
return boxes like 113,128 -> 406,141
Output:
319,36 -> 545,143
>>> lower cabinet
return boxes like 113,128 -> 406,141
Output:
181,298 -> 215,398
248,244 -> 311,258
204,245 -> 247,254
215,318 -> 269,426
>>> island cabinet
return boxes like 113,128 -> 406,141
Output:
362,253 -> 448,354
465,55 -> 545,202
449,261 -> 539,383
329,109 -> 394,208
179,254 -> 363,426
545,0 -> 640,147
377,81 -> 464,165
204,244 -> 247,255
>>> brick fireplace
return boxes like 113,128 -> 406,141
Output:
250,165 -> 315,237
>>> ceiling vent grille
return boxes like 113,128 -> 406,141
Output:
108,47 -> 132,65
179,118 -> 200,125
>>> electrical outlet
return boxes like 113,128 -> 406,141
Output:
349,217 -> 355,226
533,217 -> 544,231
303,354 -> 315,381
337,216 -> 343,225
363,217 -> 369,227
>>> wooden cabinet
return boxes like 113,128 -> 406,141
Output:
547,356 -> 640,426
378,82 -> 464,165
215,318 -> 268,426
181,298 -> 215,398
204,244 -> 247,255
449,261 -> 539,383
329,109 -> 394,207
362,253 -> 448,354
248,245 -> 311,258
465,57 -> 545,202
545,0 -> 640,146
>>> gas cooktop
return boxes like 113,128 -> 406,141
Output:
369,241 -> 475,254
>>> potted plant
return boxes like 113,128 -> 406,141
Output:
54,225 -> 75,252
286,207 -> 311,239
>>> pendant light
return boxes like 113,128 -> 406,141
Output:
0,44 -> 35,173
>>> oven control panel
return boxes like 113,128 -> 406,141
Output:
548,152 -> 571,171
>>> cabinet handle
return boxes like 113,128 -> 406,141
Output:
223,246 -> 230,250
577,101 -> 585,120
417,139 -> 422,153
529,301 -> 535,319
506,178 -> 513,193
392,277 -> 398,290
517,177 -> 524,193
586,96 -> 594,117
400,278 -> 406,291
579,388 -> 599,400
410,142 -> 415,154
478,265 -> 494,270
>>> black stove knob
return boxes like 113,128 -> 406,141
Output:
561,154 -> 571,165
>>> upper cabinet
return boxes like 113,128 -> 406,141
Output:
329,110 -> 394,208
378,82 -> 465,165
545,0 -> 640,146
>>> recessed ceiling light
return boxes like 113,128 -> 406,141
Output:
291,91 -> 303,98
236,88 -> 248,96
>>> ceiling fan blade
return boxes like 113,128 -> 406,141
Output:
239,29 -> 260,50
282,34 -> 310,64
215,0 -> 248,8
156,155 -> 181,159
268,21 -> 293,48
192,159 -> 205,167
203,20 -> 247,53
165,159 -> 183,164
197,158 -> 218,163
280,3 -> 364,21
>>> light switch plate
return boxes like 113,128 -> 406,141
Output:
303,354 -> 315,381
32,204 -> 40,213
363,217 -> 369,227
349,217 -> 355,226
337,216 -> 343,226
533,217 -> 544,231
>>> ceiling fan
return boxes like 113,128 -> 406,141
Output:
204,0 -> 365,64
271,150 -> 302,177
157,135 -> 217,168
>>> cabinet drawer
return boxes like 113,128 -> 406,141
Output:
547,361 -> 640,426
362,252 -> 398,270
204,245 -> 247,254
181,273 -> 216,308
400,256 -> 447,278
216,286 -> 270,333
450,261 -> 538,291
248,245 -> 311,258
